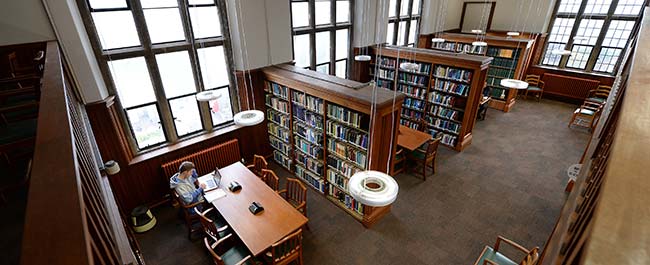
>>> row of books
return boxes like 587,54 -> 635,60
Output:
488,67 -> 516,78
268,123 -> 290,143
432,42 -> 486,54
269,135 -> 291,156
398,59 -> 431,74
267,109 -> 290,127
428,129 -> 458,147
486,47 -> 517,59
435,66 -> 473,82
273,150 -> 292,170
376,79 -> 393,89
265,94 -> 289,114
296,165 -> 326,194
376,57 -> 396,68
490,57 -> 519,68
377,69 -> 395,79
403,97 -> 426,110
266,82 -> 289,100
328,184 -> 364,215
294,122 -> 323,143
487,86 -> 507,100
293,105 -> 323,130
402,108 -> 423,120
327,170 -> 349,191
398,73 -> 428,87
292,91 -> 324,114
327,156 -> 362,178
428,92 -> 457,108
426,117 -> 461,135
327,104 -> 368,130
295,151 -> 324,176
427,105 -> 462,122
433,80 -> 470,97
326,121 -> 369,150
326,138 -> 367,169
400,119 -> 419,129
397,84 -> 426,99
295,137 -> 323,159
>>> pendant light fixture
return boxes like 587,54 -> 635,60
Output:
551,49 -> 572,56
355,55 -> 372,61
471,29 -> 483,34
399,61 -> 419,72
348,170 -> 399,207
431,0 -> 449,45
355,0 -> 372,62
507,31 -> 520,37
431,38 -> 445,43
472,41 -> 488,46
500,78 -> 529,89
195,90 -> 222,102
233,110 -> 264,126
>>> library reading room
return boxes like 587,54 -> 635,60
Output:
3,0 -> 650,264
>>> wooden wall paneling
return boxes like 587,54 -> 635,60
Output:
526,66 -> 614,103
351,47 -> 372,83
0,41 -> 47,78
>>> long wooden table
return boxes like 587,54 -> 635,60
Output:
206,162 -> 308,256
397,125 -> 431,151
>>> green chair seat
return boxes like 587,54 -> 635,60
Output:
222,243 -> 251,265
527,86 -> 542,92
575,108 -> 596,116
587,97 -> 606,103
476,246 -> 517,265
409,150 -> 426,160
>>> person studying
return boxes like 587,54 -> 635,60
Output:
169,161 -> 205,206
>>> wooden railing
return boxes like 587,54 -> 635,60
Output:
21,41 -> 137,264
540,8 -> 650,265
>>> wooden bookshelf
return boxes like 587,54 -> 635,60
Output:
262,64 -> 404,228
428,33 -> 534,112
369,45 -> 491,151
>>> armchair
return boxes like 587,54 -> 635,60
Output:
474,236 -> 539,265
524,75 -> 545,101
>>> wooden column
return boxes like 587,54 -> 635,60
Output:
350,47 -> 372,82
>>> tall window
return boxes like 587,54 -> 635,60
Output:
541,0 -> 644,74
79,0 -> 236,151
290,0 -> 353,78
386,0 -> 422,46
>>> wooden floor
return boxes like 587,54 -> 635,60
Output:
135,99 -> 590,264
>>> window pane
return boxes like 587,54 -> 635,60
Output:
292,2 -> 309,28
412,0 -> 421,15
189,6 -> 222,39
108,57 -> 156,108
89,0 -> 127,9
615,0 -> 644,15
169,95 -> 203,136
197,46 -> 229,89
189,0 -> 214,4
397,21 -> 407,46
542,43 -> 566,66
140,0 -> 177,8
316,31 -> 330,64
126,105 -> 166,149
400,0 -> 410,16
387,22 -> 395,44
574,19 -> 604,45
557,0 -> 581,13
315,1 -> 331,25
143,8 -> 185,44
584,0 -> 612,14
389,0 -> 397,18
336,29 -> 348,60
335,60 -> 347,78
316,64 -> 329,74
208,88 -> 234,126
548,18 -> 576,43
293,34 -> 310,68
408,19 -> 418,45
566,45 -> 593,69
336,1 -> 350,23
156,51 -> 197,98
92,11 -> 140,50
594,47 -> 622,73
602,20 -> 635,48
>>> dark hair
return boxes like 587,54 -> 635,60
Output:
178,161 -> 195,174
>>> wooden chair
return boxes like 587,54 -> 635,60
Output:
474,236 -> 539,265
391,148 -> 407,175
246,155 -> 268,177
524,75 -> 545,101
406,137 -> 441,181
196,207 -> 231,241
172,190 -> 203,239
569,101 -> 602,132
261,169 -> 280,191
278,178 -> 307,216
204,235 -> 255,265
265,229 -> 303,265
585,85 -> 612,106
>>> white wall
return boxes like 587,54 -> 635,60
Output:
490,0 -> 556,33
353,0 -> 391,47
420,0 -> 464,34
0,0 -> 55,46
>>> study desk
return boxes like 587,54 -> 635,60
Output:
206,162 -> 308,256
397,125 -> 431,151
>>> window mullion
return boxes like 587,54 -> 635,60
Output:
215,0 -> 240,115
330,0 -> 336,74
559,1 -> 589,68
309,0 -> 316,70
586,0 -> 621,71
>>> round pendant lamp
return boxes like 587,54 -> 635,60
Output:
354,55 -> 372,62
399,62 -> 420,72
507,31 -> 520,36
431,38 -> 445,43
471,29 -> 483,34
472,41 -> 488,47
551,49 -> 572,56
500,79 -> 529,89
196,90 -> 222,102
348,170 -> 399,207
234,110 -> 264,126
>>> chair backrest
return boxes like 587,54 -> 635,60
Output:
261,169 -> 280,191
197,207 -> 220,240
252,155 -> 268,175
525,74 -> 541,85
269,229 -> 303,265
424,138 -> 441,159
204,237 -> 226,265
590,88 -> 611,99
519,247 -> 539,265
284,178 -> 307,206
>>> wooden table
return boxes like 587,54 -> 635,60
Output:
397,125 -> 431,151
206,162 -> 308,256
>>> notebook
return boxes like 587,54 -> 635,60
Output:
204,189 -> 227,203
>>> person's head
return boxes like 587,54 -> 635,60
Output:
178,161 -> 195,179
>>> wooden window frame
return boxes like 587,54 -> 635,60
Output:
387,0 -> 423,47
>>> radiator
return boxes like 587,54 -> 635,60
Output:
542,73 -> 601,100
161,139 -> 242,178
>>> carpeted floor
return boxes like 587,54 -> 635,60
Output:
135,99 -> 590,265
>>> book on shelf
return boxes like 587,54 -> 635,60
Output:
291,90 -> 324,114
398,73 -> 427,87
294,151 -> 323,176
427,105 -> 463,122
267,122 -> 290,143
293,105 -> 324,130
326,138 -> 367,169
434,80 -> 470,97
435,66 -> 472,82
295,165 -> 326,194
327,104 -> 369,131
265,94 -> 289,114
328,184 -> 364,215
327,156 -> 363,178
269,134 -> 292,155
376,57 -> 396,68
325,120 -> 369,150
376,79 -> 393,89
265,82 -> 289,99
400,119 -> 419,129
327,170 -> 349,191
427,128 -> 458,147
402,97 -> 426,110
295,137 -> 323,159
377,69 -> 395,79
398,59 -> 431,74
425,117 -> 461,134
267,109 -> 290,127
397,84 -> 427,99
401,108 -> 423,121
273,150 -> 292,170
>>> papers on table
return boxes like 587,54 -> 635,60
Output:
204,189 -> 227,203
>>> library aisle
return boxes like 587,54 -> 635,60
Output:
136,99 -> 590,265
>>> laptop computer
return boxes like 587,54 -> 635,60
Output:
201,167 -> 222,192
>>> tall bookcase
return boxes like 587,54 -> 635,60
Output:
428,33 -> 534,112
369,45 -> 491,151
262,64 -> 403,228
